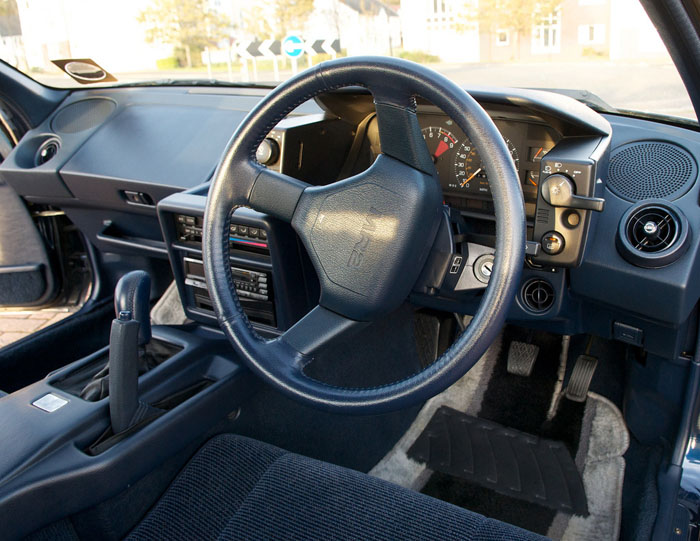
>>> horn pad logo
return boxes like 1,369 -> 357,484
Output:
347,207 -> 382,268
309,183 -> 403,296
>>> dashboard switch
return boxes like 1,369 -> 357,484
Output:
256,138 -> 280,165
540,174 -> 605,212
613,322 -> 644,347
541,231 -> 565,255
525,241 -> 541,256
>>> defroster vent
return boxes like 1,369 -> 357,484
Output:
616,200 -> 690,268
521,279 -> 555,313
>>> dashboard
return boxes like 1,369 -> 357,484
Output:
2,82 -> 700,362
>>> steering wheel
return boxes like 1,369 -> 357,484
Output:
203,57 -> 525,414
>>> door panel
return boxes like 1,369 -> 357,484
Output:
0,182 -> 55,306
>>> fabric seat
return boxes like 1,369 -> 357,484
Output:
128,434 -> 546,540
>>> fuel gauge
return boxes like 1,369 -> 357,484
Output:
526,170 -> 540,187
523,170 -> 540,201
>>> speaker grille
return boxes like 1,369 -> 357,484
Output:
607,141 -> 696,201
51,98 -> 116,134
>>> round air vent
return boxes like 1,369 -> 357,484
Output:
607,141 -> 697,202
34,138 -> 60,166
521,279 -> 555,313
51,98 -> 116,134
616,200 -> 690,268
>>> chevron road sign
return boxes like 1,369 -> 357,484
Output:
259,39 -> 281,57
236,38 -> 340,59
309,39 -> 341,56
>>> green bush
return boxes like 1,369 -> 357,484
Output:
156,57 -> 179,70
397,50 -> 440,64
581,46 -> 607,58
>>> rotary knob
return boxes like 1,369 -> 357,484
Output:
256,138 -> 280,165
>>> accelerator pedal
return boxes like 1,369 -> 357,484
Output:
564,354 -> 598,402
506,340 -> 540,376
408,406 -> 587,515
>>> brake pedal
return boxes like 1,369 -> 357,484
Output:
564,354 -> 598,402
506,340 -> 540,376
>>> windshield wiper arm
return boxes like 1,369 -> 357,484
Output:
112,78 -> 276,89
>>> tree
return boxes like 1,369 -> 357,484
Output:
457,0 -> 560,59
0,0 -> 21,36
138,0 -> 231,68
270,0 -> 314,39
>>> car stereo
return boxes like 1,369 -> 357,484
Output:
171,213 -> 277,327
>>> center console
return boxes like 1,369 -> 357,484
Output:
158,184 -> 315,333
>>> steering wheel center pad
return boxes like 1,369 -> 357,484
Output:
293,154 -> 442,320
203,56 -> 525,413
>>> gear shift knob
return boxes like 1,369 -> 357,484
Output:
114,270 -> 151,345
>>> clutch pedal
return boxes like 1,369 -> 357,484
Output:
506,340 -> 540,377
564,354 -> 598,402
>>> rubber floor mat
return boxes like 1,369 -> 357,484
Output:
407,406 -> 588,516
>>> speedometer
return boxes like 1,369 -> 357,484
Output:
451,137 -> 520,195
452,138 -> 486,193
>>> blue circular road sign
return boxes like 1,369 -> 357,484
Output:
283,35 -> 304,58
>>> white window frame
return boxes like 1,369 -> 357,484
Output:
577,23 -> 606,45
496,29 -> 510,47
532,9 -> 561,54
426,0 -> 453,31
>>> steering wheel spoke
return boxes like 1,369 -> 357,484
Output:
373,100 -> 435,175
248,166 -> 310,222
279,306 -> 366,356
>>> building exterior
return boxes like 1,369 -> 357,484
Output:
478,0 -> 612,62
401,0 -> 480,63
309,0 -> 401,56
399,0 -> 669,64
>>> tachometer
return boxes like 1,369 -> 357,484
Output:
421,126 -> 458,165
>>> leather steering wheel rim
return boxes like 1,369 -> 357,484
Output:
203,57 -> 525,414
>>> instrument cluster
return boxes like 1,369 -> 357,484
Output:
418,113 -> 560,207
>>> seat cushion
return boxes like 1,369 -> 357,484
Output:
128,434 -> 547,541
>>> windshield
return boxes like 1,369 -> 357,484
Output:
0,0 -> 694,121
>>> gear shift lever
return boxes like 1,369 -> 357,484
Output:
108,271 -> 157,433
80,271 -> 153,402
114,270 -> 151,345
109,310 -> 141,433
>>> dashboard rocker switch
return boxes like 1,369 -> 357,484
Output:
541,231 -> 565,256
449,255 -> 463,274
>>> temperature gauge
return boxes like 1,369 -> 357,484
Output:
529,146 -> 551,162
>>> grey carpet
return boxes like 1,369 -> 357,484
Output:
150,281 -> 189,326
371,331 -> 628,541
